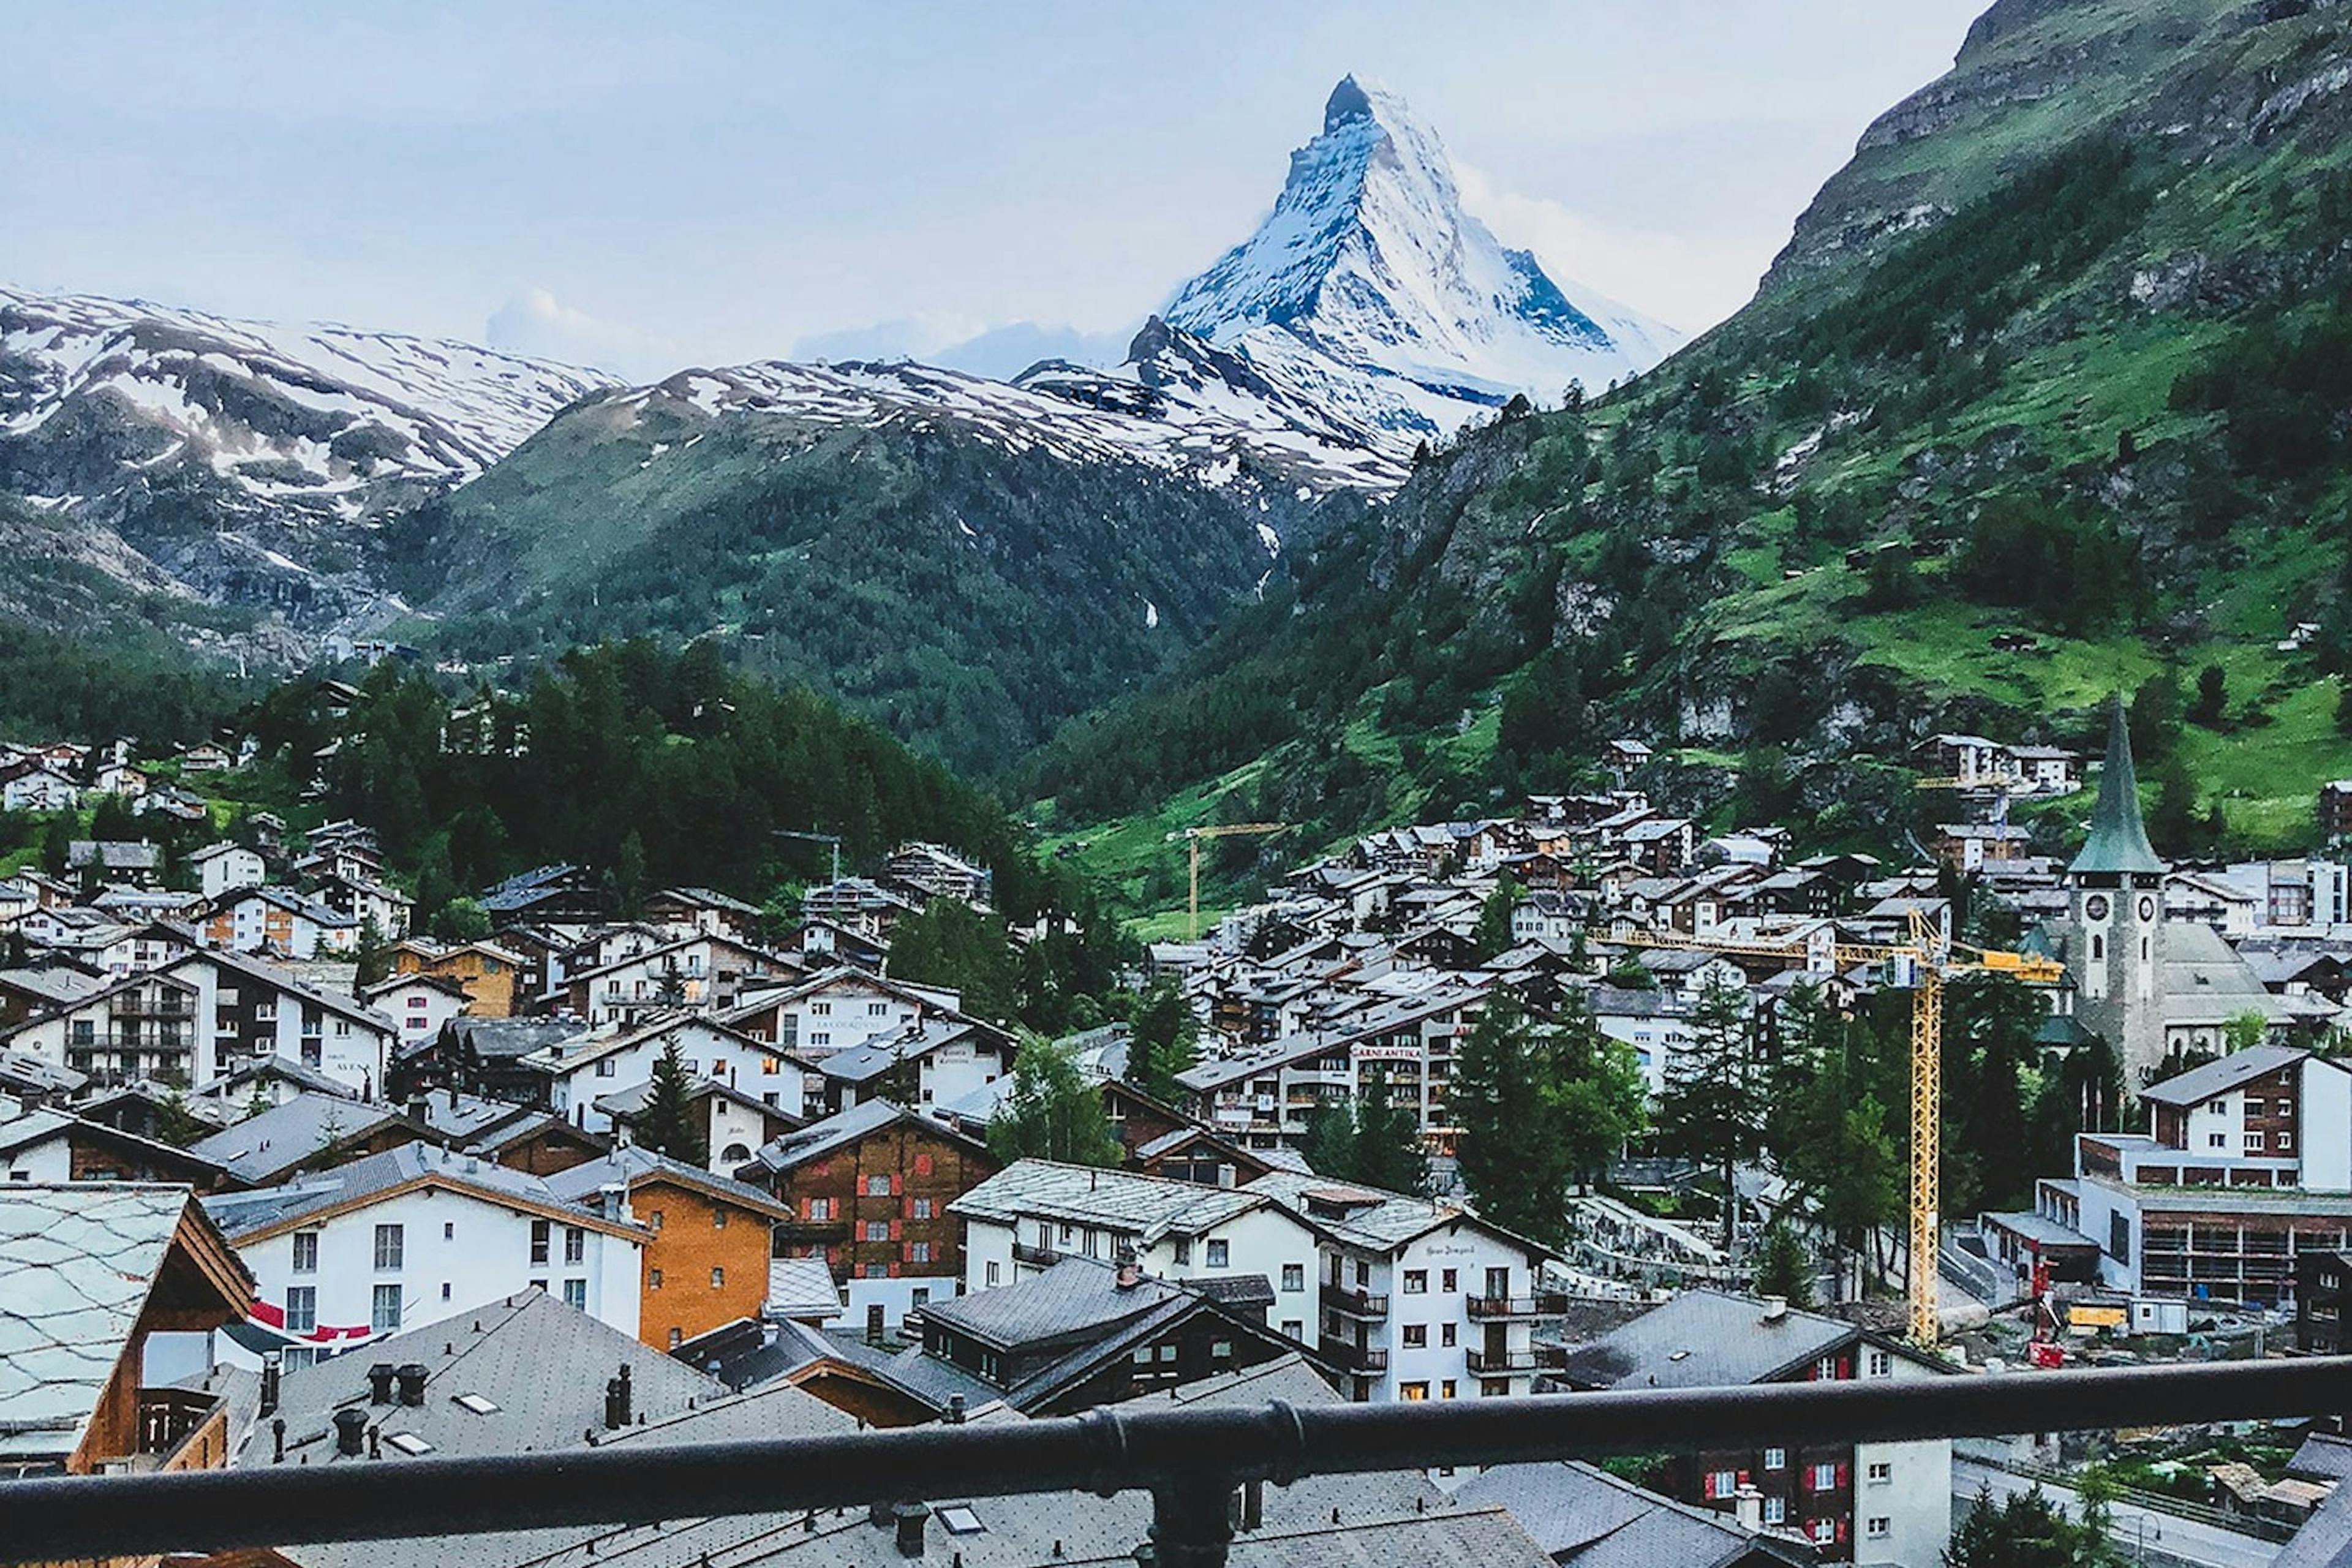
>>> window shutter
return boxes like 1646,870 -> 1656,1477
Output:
1737,1471 -> 1750,1488
1703,1474 -> 1718,1500
1836,1463 -> 1850,1489
914,1152 -> 933,1177
1836,1520 -> 1850,1544
890,1219 -> 902,1240
891,1173 -> 903,1196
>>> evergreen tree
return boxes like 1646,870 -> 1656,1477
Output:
638,1041 -> 708,1166
1454,995 -> 1643,1246
1126,976 -> 1199,1104
889,901 -> 1018,1024
1300,1096 -> 1357,1179
1349,1069 -> 1428,1196
353,917 -> 391,989
1659,975 -> 1762,1251
2191,663 -> 2228,726
432,897 -> 491,943
1752,1221 -> 1814,1308
1471,877 -> 1521,963
1945,1482 -> 2114,1568
987,1038 -> 1121,1168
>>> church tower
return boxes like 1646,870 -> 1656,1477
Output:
2067,702 -> 2168,1084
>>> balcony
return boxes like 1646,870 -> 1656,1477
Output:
775,1218 -> 851,1244
8,1360 -> 2352,1568
1317,1335 -> 1389,1374
1464,1346 -> 1541,1374
126,1387 -> 228,1472
1012,1241 -> 1063,1267
1324,1285 -> 1389,1319
1466,1292 -> 1571,1320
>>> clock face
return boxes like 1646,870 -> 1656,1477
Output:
2085,894 -> 2111,922
2139,896 -> 2157,922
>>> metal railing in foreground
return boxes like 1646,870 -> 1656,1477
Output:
3,1359 -> 2349,1568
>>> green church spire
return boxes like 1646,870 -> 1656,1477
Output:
2069,699 -> 2165,876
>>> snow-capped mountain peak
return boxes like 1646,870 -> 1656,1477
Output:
1160,75 -> 1683,446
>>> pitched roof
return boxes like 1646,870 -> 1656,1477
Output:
246,1289 -> 726,1464
540,1145 -> 797,1223
742,1098 -> 982,1177
1455,1460 -> 1803,1568
1555,1289 -> 1861,1391
187,1091 -> 410,1185
2070,703 -> 2166,877
1245,1170 -> 1551,1260
202,1142 -> 645,1244
0,1185 -> 252,1464
952,1159 -> 1275,1244
923,1255 -> 1188,1351
2140,1042 -> 2316,1109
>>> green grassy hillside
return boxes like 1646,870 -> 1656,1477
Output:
1028,0 -> 2352,923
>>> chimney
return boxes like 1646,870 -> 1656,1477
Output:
259,1352 -> 282,1417
1240,1480 -> 1264,1532
1760,1295 -> 1787,1322
366,1362 -> 396,1404
1734,1485 -> 1764,1532
331,1407 -> 367,1458
271,1417 -> 287,1464
869,1501 -> 895,1529
894,1501 -> 930,1558
866,1303 -> 887,1346
396,1363 -> 428,1406
605,1365 -> 633,1429
1114,1242 -> 1141,1291
946,1394 -> 967,1425
599,1182 -> 631,1222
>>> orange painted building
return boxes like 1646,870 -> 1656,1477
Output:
546,1149 -> 797,1351
392,939 -> 525,1017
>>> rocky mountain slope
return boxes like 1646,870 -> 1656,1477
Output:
1031,0 -> 2352,907
0,286 -> 614,642
384,337 -> 1399,772
1159,77 -> 1683,448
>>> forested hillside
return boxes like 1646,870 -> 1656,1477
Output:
1026,0 -> 2352,912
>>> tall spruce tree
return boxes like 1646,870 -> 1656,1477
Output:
1349,1069 -> 1429,1196
1659,974 -> 1762,1251
1126,976 -> 1199,1104
1751,1221 -> 1814,1309
638,1041 -> 707,1166
1452,994 -> 1640,1246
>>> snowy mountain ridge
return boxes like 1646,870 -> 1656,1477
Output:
1159,76 -> 1683,446
0,285 -> 617,516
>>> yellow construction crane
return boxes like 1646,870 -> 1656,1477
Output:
1614,909 -> 2062,1344
1164,823 -> 1291,940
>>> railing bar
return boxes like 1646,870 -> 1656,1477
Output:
2,1360 -> 2348,1566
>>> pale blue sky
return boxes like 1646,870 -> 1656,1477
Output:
7,2 -> 1990,379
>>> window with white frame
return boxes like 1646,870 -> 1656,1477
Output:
371,1283 -> 402,1333
564,1226 -> 585,1265
1763,1447 -> 1786,1470
1762,1497 -> 1785,1525
1867,1349 -> 1892,1376
1867,1517 -> 1890,1539
562,1279 -> 587,1310
1868,1461 -> 1892,1483
372,1224 -> 404,1271
1206,1239 -> 1229,1268
284,1286 -> 317,1333
1809,1462 -> 1838,1491
291,1232 -> 318,1274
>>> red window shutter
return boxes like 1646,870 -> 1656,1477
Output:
1836,1520 -> 1850,1544
1702,1474 -> 1718,1500
890,1219 -> 902,1240
1737,1471 -> 1751,1488
914,1152 -> 934,1176
891,1173 -> 904,1196
1839,1355 -> 1852,1379
1836,1464 -> 1850,1489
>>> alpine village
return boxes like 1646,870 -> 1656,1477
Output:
13,3 -> 2352,1566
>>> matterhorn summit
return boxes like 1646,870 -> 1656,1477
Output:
1159,76 -> 1683,447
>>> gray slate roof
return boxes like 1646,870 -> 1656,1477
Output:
1246,1169 -> 1550,1260
0,1185 -> 199,1463
952,1159 -> 1272,1243
2140,1042 -> 2312,1109
1455,1460 -> 1799,1568
924,1256 -> 1186,1350
1556,1289 -> 1858,1392
245,1288 -> 726,1464
203,1142 -> 627,1242
189,1091 -> 406,1185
